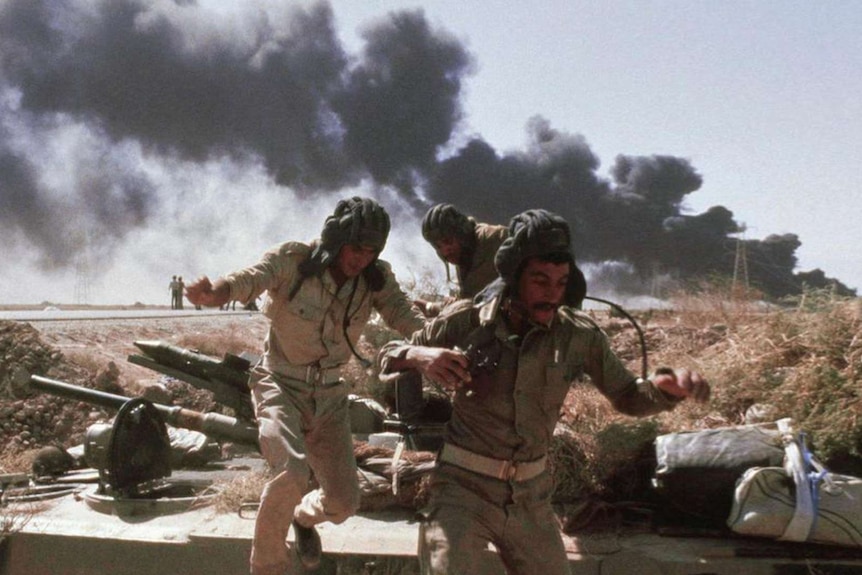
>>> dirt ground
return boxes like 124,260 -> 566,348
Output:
32,313 -> 269,382
0,312 -> 269,468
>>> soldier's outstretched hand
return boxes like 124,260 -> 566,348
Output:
652,368 -> 710,403
185,276 -> 230,308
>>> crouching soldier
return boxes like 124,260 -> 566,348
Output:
378,208 -> 709,575
414,203 -> 508,317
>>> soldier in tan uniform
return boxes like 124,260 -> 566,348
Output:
415,203 -> 508,317
185,197 -> 425,575
168,275 -> 180,309
378,209 -> 709,575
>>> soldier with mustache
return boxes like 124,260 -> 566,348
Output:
377,208 -> 710,575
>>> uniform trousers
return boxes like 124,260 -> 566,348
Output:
420,463 -> 571,575
248,366 -> 360,575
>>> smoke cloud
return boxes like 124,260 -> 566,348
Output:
0,0 -> 852,303
427,117 -> 853,298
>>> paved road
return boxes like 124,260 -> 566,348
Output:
0,308 -> 255,322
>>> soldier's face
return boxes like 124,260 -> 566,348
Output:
335,244 -> 378,278
517,258 -> 570,326
433,236 -> 462,265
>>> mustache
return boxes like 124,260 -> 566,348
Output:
531,302 -> 559,312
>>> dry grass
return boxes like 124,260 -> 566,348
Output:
4,285 -> 861,517
0,497 -> 52,548
548,285 -> 862,502
210,469 -> 271,515
0,451 -> 38,476
680,293 -> 861,442
1,506 -> 31,546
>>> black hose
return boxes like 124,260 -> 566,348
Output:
343,278 -> 372,368
583,296 -> 649,380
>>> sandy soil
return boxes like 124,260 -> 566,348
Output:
32,313 -> 269,383
0,313 -> 270,465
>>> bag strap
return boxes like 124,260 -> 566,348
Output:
777,418 -> 816,542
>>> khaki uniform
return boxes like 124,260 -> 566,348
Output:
227,241 -> 425,574
380,299 -> 678,575
456,223 -> 508,299
169,279 -> 180,309
428,223 -> 508,317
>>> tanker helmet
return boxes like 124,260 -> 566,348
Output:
32,445 -> 75,478
421,203 -> 476,244
494,209 -> 586,307
294,196 -> 390,296
321,196 -> 390,254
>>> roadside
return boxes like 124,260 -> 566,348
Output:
0,308 -> 253,322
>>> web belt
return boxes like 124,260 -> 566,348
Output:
440,443 -> 547,482
278,363 -> 341,385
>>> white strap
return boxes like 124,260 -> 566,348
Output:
391,437 -> 405,495
777,418 -> 815,542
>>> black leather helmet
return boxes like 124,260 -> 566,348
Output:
321,196 -> 390,254
494,209 -> 586,307
292,197 -> 390,297
421,203 -> 476,244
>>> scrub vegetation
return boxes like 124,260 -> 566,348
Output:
1,285 -> 860,551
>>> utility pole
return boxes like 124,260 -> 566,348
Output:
732,224 -> 749,300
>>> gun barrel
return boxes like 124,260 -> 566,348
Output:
30,375 -> 259,448
30,375 -> 130,410
133,340 -> 250,389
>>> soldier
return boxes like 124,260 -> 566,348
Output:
377,209 -> 709,575
168,275 -> 180,309
415,203 -> 508,317
177,276 -> 185,309
185,197 -> 425,575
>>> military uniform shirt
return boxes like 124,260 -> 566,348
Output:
456,223 -> 508,299
381,299 -> 677,463
226,241 -> 425,373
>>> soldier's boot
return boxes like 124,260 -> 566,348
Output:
292,519 -> 322,570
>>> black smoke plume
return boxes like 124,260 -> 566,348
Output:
0,0 -> 469,269
0,0 -> 852,299
427,118 -> 854,298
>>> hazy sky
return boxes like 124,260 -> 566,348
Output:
333,0 -> 861,289
1,0 -> 859,305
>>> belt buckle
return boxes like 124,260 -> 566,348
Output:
501,460 -> 518,481
306,364 -> 321,384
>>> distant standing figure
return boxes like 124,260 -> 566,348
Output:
169,275 -> 180,309
177,276 -> 186,310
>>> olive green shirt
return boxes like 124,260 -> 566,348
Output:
226,241 -> 425,373
456,223 -> 508,299
380,299 -> 677,463
427,223 -> 508,316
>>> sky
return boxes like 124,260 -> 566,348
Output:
1,0 -> 860,305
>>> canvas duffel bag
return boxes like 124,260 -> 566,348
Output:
728,419 -> 862,547
653,422 -> 785,527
